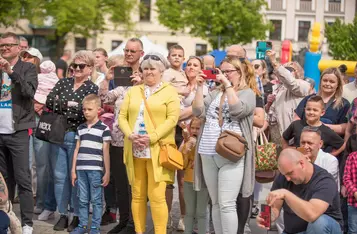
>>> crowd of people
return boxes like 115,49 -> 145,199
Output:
0,31 -> 357,234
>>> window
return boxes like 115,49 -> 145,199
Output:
329,0 -> 341,2
167,42 -> 178,50
75,38 -> 87,51
195,44 -> 207,56
269,20 -> 282,41
298,21 -> 311,41
140,0 -> 151,21
111,40 -> 123,51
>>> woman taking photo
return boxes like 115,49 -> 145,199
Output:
46,50 -> 98,232
119,52 -> 180,234
192,57 -> 255,234
294,67 -> 350,136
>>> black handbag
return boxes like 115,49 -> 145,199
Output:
35,99 -> 67,144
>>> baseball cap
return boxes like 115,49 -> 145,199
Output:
20,47 -> 43,62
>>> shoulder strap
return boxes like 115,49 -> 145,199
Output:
141,89 -> 157,129
218,92 -> 225,127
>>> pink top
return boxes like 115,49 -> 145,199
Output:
35,61 -> 59,104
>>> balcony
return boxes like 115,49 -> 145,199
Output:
327,2 -> 342,13
270,0 -> 283,11
299,0 -> 313,11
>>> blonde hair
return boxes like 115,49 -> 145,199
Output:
219,57 -> 248,91
107,55 -> 125,68
140,52 -> 169,73
187,56 -> 204,69
317,67 -> 344,109
241,59 -> 261,96
82,94 -> 101,107
73,50 -> 95,67
253,59 -> 269,85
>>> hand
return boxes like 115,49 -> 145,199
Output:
354,191 -> 357,201
341,185 -> 347,198
186,137 -> 197,151
130,72 -> 142,85
71,171 -> 77,187
196,72 -> 206,87
0,57 -> 12,74
256,213 -> 270,230
136,134 -> 150,147
129,133 -> 139,141
266,50 -> 277,63
266,189 -> 286,206
180,86 -> 191,97
215,68 -> 231,87
68,101 -> 79,107
267,94 -> 276,104
102,173 -> 110,187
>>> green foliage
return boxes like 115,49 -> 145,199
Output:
156,0 -> 271,49
0,0 -> 136,37
325,17 -> 357,60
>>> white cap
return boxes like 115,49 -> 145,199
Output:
20,47 -> 43,62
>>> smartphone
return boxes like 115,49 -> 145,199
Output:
113,66 -> 133,86
261,204 -> 271,229
202,69 -> 217,80
256,41 -> 273,60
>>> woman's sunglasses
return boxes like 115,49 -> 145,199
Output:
71,63 -> 89,70
143,54 -> 162,62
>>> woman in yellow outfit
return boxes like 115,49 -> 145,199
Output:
119,52 -> 180,234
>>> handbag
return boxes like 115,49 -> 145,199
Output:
141,91 -> 183,171
215,93 -> 248,162
255,131 -> 278,171
35,99 -> 67,145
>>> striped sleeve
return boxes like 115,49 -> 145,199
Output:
103,126 -> 112,141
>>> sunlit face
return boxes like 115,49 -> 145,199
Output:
72,58 -> 93,80
185,58 -> 202,80
320,73 -> 339,95
0,37 -> 20,60
190,119 -> 201,137
220,62 -> 241,87
142,65 -> 162,86
82,100 -> 100,121
252,60 -> 266,77
168,49 -> 184,69
94,51 -> 107,68
124,41 -> 143,65
305,101 -> 325,123
278,158 -> 305,185
300,131 -> 322,161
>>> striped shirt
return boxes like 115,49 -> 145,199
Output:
198,92 -> 243,155
75,120 -> 111,171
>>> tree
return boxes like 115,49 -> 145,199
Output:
325,17 -> 357,60
156,0 -> 271,49
0,0 -> 136,56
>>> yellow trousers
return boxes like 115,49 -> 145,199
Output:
132,158 -> 168,233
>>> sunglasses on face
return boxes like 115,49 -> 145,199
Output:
0,43 -> 18,49
71,63 -> 89,70
123,49 -> 141,54
254,64 -> 260,70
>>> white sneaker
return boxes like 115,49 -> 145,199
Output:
177,217 -> 185,231
38,210 -> 55,221
167,215 -> 173,229
22,225 -> 33,234
34,207 -> 43,215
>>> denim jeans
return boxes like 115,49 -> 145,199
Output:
42,143 -> 58,211
348,205 -> 357,234
0,210 -> 9,234
50,131 -> 79,215
201,154 -> 245,234
282,214 -> 342,234
77,170 -> 103,229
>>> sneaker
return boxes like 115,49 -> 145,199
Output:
22,225 -> 33,234
89,227 -> 100,234
67,216 -> 79,232
34,207 -> 43,215
177,217 -> 185,231
167,215 -> 173,229
119,225 -> 135,234
101,210 -> 116,225
108,221 -> 127,233
54,215 -> 68,231
38,210 -> 54,221
70,226 -> 87,234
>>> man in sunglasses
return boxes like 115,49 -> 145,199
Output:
0,32 -> 38,234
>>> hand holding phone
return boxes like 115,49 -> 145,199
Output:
202,69 -> 217,80
114,66 -> 133,86
260,204 -> 271,229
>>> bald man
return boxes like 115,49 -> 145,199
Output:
202,54 -> 215,69
226,45 -> 246,59
257,148 -> 343,234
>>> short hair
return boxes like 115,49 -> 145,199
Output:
301,126 -> 322,137
19,36 -> 28,42
127,38 -> 143,50
82,94 -> 101,107
107,55 -> 125,68
339,64 -> 347,74
93,48 -> 108,57
306,95 -> 324,109
140,52 -> 169,73
73,50 -> 95,67
168,44 -> 185,56
1,32 -> 19,43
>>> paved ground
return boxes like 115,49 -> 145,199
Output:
13,182 -> 278,234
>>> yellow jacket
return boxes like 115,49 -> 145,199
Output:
118,82 -> 180,185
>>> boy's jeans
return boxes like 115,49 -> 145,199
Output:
77,170 -> 103,229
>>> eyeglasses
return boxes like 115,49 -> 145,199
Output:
254,64 -> 260,70
123,49 -> 141,54
0,43 -> 18,49
71,63 -> 89,70
221,69 -> 238,75
285,67 -> 296,73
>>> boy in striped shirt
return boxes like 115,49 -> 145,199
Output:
71,94 -> 111,234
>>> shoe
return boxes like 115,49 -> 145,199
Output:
70,226 -> 87,234
54,215 -> 68,231
101,210 -> 116,225
22,225 -> 33,234
119,225 -> 135,234
34,206 -> 43,215
177,217 -> 185,231
250,204 -> 259,219
167,215 -> 173,229
108,221 -> 127,233
67,216 -> 80,232
38,210 -> 55,221
89,227 -> 100,234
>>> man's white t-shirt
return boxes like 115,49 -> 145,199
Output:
315,149 -> 340,190
0,70 -> 15,134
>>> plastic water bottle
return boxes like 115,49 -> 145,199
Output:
138,122 -> 147,135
